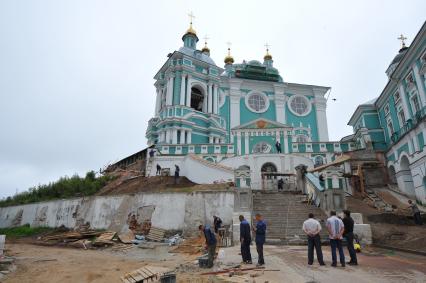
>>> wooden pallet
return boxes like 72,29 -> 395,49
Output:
120,266 -> 171,283
146,227 -> 165,242
93,231 -> 117,246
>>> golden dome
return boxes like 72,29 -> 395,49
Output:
224,48 -> 234,64
185,23 -> 197,36
202,46 -> 210,53
264,49 -> 272,60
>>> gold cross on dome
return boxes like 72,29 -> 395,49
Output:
264,43 -> 271,50
397,34 -> 407,48
226,41 -> 232,55
203,35 -> 210,44
188,11 -> 195,24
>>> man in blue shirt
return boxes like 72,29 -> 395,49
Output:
252,213 -> 266,266
239,215 -> 252,264
199,224 -> 217,268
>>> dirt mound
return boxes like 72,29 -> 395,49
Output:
96,170 -> 230,196
347,197 -> 426,253
367,213 -> 417,225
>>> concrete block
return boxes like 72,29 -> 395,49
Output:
351,213 -> 363,224
354,224 -> 372,245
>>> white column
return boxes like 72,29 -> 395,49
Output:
229,81 -> 242,129
187,131 -> 192,144
284,132 -> 289,153
208,83 -> 213,113
186,75 -> 192,107
166,75 -> 174,105
314,96 -> 329,141
411,132 -> 419,152
237,133 -> 242,155
172,129 -> 178,144
399,84 -> 411,119
165,130 -> 171,144
244,132 -> 249,155
413,64 -> 426,107
213,84 -> 218,114
155,88 -> 161,116
180,74 -> 186,105
274,84 -> 287,124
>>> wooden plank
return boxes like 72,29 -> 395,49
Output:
123,274 -> 137,283
140,267 -> 156,277
129,271 -> 144,282
136,268 -> 152,279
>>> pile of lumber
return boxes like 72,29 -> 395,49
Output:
93,231 -> 117,246
170,236 -> 204,255
146,227 -> 165,242
42,230 -> 103,242
121,266 -> 173,283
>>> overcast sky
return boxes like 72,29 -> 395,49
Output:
0,0 -> 425,198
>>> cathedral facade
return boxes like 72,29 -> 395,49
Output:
145,21 -> 355,189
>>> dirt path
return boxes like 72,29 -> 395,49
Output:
4,244 -> 181,283
3,243 -> 426,283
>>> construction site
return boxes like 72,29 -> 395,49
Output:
0,146 -> 425,283
1,4 -> 426,283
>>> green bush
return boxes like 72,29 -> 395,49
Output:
0,224 -> 53,238
0,171 -> 114,207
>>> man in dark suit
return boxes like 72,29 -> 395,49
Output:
239,215 -> 252,264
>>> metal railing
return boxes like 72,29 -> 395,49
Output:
390,106 -> 426,144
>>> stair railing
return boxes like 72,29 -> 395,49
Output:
305,173 -> 325,208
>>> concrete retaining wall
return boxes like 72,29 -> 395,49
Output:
0,191 -> 234,234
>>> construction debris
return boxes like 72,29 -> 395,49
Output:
42,230 -> 103,242
146,227 -> 166,242
120,265 -> 173,283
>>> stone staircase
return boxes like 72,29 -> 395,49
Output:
252,191 -> 329,244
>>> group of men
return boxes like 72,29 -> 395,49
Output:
198,214 -> 267,268
302,210 -> 358,267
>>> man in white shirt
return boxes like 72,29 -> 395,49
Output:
302,213 -> 325,266
326,210 -> 346,267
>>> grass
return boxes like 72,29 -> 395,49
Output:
0,224 -> 54,238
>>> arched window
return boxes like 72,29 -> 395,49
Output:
253,142 -> 271,153
314,156 -> 324,167
296,135 -> 308,143
190,86 -> 204,112
261,162 -> 277,173
388,165 -> 397,184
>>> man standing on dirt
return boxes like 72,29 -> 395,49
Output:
174,165 -> 180,184
408,200 -> 423,225
199,224 -> 217,268
342,210 -> 358,265
326,210 -> 345,267
239,215 -> 252,264
156,164 -> 161,176
302,213 -> 325,266
213,215 -> 222,234
252,213 -> 266,266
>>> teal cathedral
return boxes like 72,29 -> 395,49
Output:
132,19 -> 425,205
142,19 -> 349,190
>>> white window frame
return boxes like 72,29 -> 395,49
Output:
287,95 -> 312,117
410,92 -> 421,114
384,105 -> 390,116
394,91 -> 401,104
397,107 -> 406,127
387,118 -> 394,136
245,91 -> 270,113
